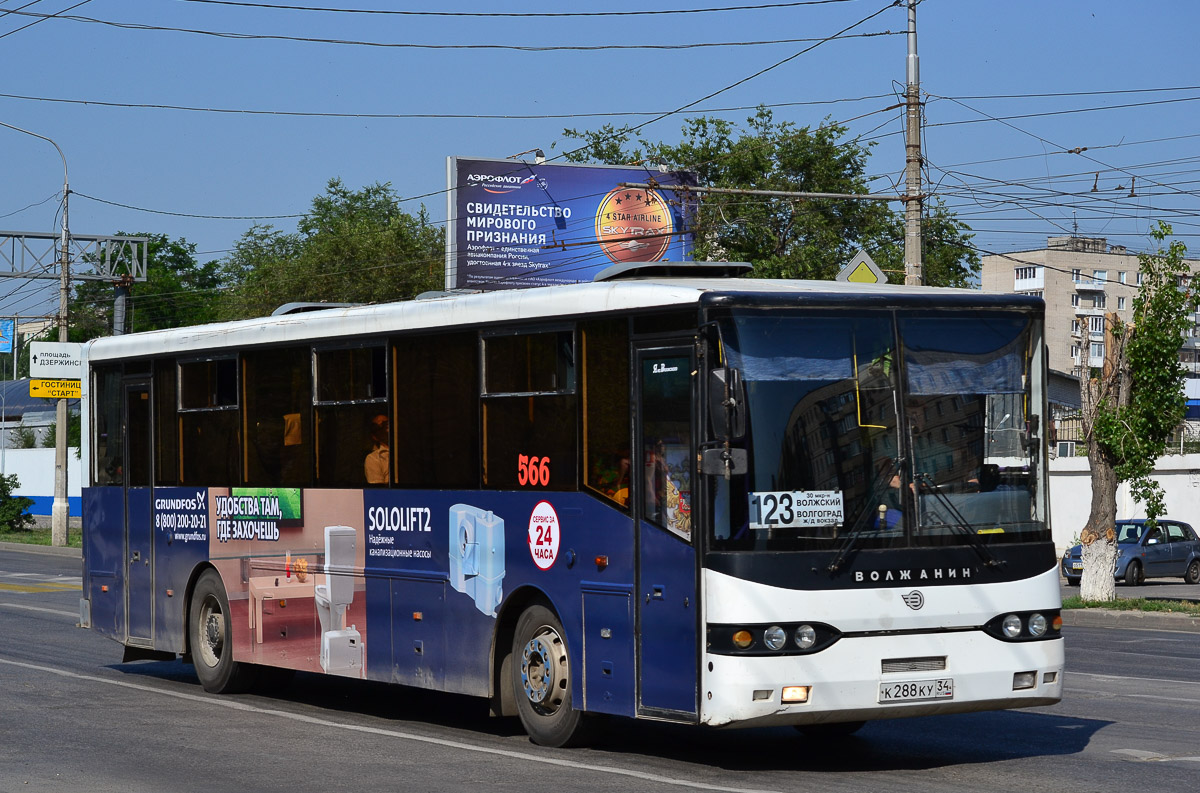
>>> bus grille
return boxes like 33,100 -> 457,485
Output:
881,656 -> 946,674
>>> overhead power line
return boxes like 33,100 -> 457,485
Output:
0,0 -> 91,41
180,0 -> 859,17
0,90 -> 893,120
0,8 -> 896,50
72,191 -> 305,220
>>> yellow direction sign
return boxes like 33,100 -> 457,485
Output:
836,249 -> 887,284
30,379 -> 81,398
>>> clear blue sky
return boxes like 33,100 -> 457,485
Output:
3,0 -> 1199,318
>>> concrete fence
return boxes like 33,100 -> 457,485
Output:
1049,453 -> 1200,553
2,447 -> 83,519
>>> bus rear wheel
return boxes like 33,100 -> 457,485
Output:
190,569 -> 256,694
512,605 -> 590,747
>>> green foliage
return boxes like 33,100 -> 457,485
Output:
559,109 -> 979,286
4,234 -> 219,379
1091,223 -> 1200,523
218,179 -> 444,319
0,473 -> 35,532
42,411 -> 82,450
70,234 -> 222,337
9,421 -> 37,449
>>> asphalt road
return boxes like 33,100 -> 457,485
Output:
3,547 -> 1199,793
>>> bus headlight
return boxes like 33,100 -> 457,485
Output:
794,624 -> 816,650
763,626 -> 786,651
1027,613 -> 1048,637
1001,614 -> 1022,638
982,609 -> 1062,642
707,621 -> 841,655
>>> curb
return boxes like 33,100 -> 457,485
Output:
1062,607 -> 1200,632
0,540 -> 82,559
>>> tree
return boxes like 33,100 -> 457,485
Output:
1078,223 -> 1200,600
7,234 -> 220,380
42,410 -> 81,450
70,234 -> 222,337
560,109 -> 979,286
218,179 -> 444,320
9,421 -> 37,449
0,473 -> 36,532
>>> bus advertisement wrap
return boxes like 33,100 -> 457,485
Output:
446,156 -> 696,290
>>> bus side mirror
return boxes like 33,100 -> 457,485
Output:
701,447 -> 748,477
709,367 -> 746,441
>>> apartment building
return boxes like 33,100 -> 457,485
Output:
980,235 -> 1200,377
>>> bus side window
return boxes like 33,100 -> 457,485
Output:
482,330 -> 577,491
154,359 -> 178,486
178,357 -> 240,486
91,365 -> 124,486
243,347 -> 313,487
582,319 -> 630,508
393,333 -> 479,488
314,344 -> 389,487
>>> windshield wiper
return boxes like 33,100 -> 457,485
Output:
915,473 -> 1004,569
827,459 -> 898,574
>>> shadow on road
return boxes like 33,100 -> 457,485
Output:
110,658 -> 1108,770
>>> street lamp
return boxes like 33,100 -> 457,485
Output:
1,120 -> 71,547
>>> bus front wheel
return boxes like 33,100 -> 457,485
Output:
512,605 -> 590,747
190,569 -> 256,694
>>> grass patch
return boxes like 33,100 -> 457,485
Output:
0,528 -> 83,549
1062,595 -> 1200,616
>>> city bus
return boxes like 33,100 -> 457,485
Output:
79,263 -> 1063,747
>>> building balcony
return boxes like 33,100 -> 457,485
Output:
1073,278 -> 1107,291
1073,306 -> 1106,317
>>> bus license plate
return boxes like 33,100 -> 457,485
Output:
879,678 -> 954,704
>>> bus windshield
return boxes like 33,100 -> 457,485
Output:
710,308 -> 1048,552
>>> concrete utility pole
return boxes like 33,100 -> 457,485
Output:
903,0 -> 924,286
54,164 -> 71,548
0,121 -> 71,546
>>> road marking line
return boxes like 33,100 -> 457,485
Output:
0,657 -> 778,793
0,582 -> 78,594
0,603 -> 78,618
1068,670 -> 1200,687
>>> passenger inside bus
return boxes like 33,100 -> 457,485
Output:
364,413 -> 390,484
590,448 -> 630,506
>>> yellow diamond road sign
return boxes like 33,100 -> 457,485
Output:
836,249 -> 887,284
30,379 -> 81,399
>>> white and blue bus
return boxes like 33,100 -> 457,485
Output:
80,263 -> 1062,747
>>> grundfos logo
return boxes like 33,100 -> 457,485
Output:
466,173 -> 538,194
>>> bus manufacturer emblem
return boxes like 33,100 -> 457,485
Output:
901,591 -> 925,610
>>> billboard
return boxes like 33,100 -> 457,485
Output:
0,319 -> 12,354
446,157 -> 696,291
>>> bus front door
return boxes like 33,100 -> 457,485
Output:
124,381 -> 154,645
634,345 -> 699,719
